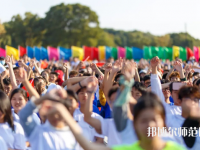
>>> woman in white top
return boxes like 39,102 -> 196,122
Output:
0,90 -> 26,149
10,88 -> 40,124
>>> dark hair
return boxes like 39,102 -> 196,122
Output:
33,70 -> 38,74
0,57 -> 5,61
10,88 -> 28,101
132,82 -> 146,95
196,79 -> 200,86
169,82 -> 173,92
23,54 -> 28,57
13,67 -> 20,71
193,72 -> 199,77
83,72 -> 92,76
178,86 -> 200,100
0,90 -> 14,131
108,87 -> 118,99
67,89 -> 78,102
3,78 -> 11,86
143,75 -> 150,82
34,77 -> 46,95
41,71 -> 49,76
50,72 -> 59,77
114,73 -> 123,82
133,92 -> 166,140
69,70 -> 78,77
162,73 -> 168,80
76,87 -> 86,95
163,69 -> 169,72
169,71 -> 180,80
193,78 -> 199,85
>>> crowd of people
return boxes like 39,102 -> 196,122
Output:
1,54 -> 200,150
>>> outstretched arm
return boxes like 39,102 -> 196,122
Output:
5,56 -> 18,89
84,77 -> 102,134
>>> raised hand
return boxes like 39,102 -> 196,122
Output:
63,62 -> 70,71
15,68 -> 27,82
87,76 -> 98,93
173,61 -> 183,72
104,63 -> 112,72
90,63 -> 97,71
150,56 -> 160,68
123,60 -> 136,82
81,76 -> 97,87
5,56 -> 12,67
112,60 -> 122,73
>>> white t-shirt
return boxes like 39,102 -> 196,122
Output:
101,118 -> 121,146
0,63 -> 6,74
0,136 -> 7,150
151,74 -> 183,116
73,108 -> 104,142
0,122 -> 26,149
12,109 -> 40,125
28,120 -> 81,150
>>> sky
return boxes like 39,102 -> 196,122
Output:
0,0 -> 200,39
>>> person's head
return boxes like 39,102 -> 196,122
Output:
30,71 -> 35,79
33,70 -> 40,78
3,78 -> 12,96
187,72 -> 193,83
34,77 -> 46,95
69,70 -> 78,78
41,71 -> 50,83
169,71 -> 180,82
47,97 -> 72,127
169,82 -> 184,105
0,57 -> 5,66
178,86 -> 200,118
193,72 -> 200,79
163,66 -> 169,71
13,67 -> 21,85
44,68 -> 51,74
162,86 -> 171,101
139,70 -> 147,78
143,75 -> 151,88
86,66 -> 92,74
23,54 -> 28,63
66,89 -> 79,114
77,87 -> 88,106
108,87 -> 118,108
132,82 -> 146,100
49,72 -> 59,83
0,90 -> 14,131
10,88 -> 28,114
133,92 -> 166,141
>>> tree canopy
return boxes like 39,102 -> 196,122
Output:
1,3 -> 200,49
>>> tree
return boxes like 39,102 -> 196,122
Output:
4,13 -> 46,47
97,31 -> 115,46
43,3 -> 101,47
0,22 -> 11,48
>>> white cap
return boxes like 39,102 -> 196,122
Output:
139,70 -> 147,74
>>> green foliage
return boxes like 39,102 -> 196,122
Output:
104,29 -> 200,48
0,22 -> 11,48
1,3 -> 200,48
